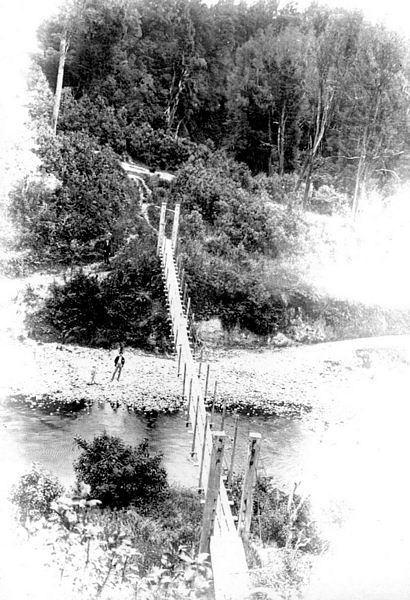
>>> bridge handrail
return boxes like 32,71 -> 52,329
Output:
160,237 -> 236,532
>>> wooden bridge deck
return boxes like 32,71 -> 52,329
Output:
159,234 -> 251,599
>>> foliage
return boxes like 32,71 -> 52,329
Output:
74,432 -> 169,510
41,270 -> 107,344
31,497 -> 211,599
9,130 -> 138,263
309,184 -> 350,216
32,241 -> 172,350
9,461 -> 208,599
227,24 -> 303,175
34,0 -> 410,200
139,546 -> 213,600
148,487 -> 203,548
26,63 -> 54,131
10,462 -> 64,525
230,475 -> 326,554
58,90 -> 128,155
174,158 -> 308,336
23,0 -> 410,348
181,250 -> 288,335
127,123 -> 211,171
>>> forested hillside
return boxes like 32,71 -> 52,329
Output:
7,0 -> 410,349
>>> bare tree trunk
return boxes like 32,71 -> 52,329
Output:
268,110 -> 274,176
302,158 -> 313,209
351,94 -> 380,220
278,105 -> 286,176
351,129 -> 367,220
164,56 -> 189,136
52,33 -> 69,135
295,87 -> 334,205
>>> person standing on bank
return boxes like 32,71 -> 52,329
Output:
111,347 -> 125,381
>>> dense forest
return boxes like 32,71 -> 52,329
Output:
9,0 -> 410,349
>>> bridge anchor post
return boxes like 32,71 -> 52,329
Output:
237,432 -> 262,543
199,431 -> 226,554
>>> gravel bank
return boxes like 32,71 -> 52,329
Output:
1,273 -> 409,417
2,334 -> 409,417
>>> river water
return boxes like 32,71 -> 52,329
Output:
0,395 -> 318,491
1,367 -> 410,599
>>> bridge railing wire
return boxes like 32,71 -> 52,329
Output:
160,237 -> 239,534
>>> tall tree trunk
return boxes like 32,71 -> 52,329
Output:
351,95 -> 380,220
295,87 -> 334,205
165,58 -> 189,136
52,33 -> 69,135
351,127 -> 368,220
268,110 -> 274,176
302,156 -> 313,209
278,105 -> 286,176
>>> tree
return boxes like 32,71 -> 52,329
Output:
74,433 -> 169,509
344,23 -> 410,216
10,463 -> 64,524
52,31 -> 69,134
35,0 -> 141,104
10,131 -> 138,261
227,24 -> 304,175
295,6 -> 356,206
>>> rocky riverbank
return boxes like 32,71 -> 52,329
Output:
2,332 -> 410,418
1,272 -> 410,418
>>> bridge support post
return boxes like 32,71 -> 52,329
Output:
210,381 -> 217,428
237,432 -> 262,543
227,415 -> 240,489
157,202 -> 167,255
191,395 -> 201,457
198,412 -> 211,493
199,431 -> 226,554
171,202 -> 180,254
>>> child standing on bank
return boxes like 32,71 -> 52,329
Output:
111,347 -> 125,381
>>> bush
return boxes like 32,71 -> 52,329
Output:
9,131 -> 138,263
149,487 -> 203,548
10,462 -> 64,524
126,123 -> 211,172
181,248 -> 287,335
44,270 -> 106,344
74,433 -> 169,510
309,184 -> 350,216
58,90 -> 128,155
230,475 -> 325,554
173,152 -> 253,226
30,244 -> 172,350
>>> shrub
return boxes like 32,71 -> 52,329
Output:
181,248 -> 287,335
30,243 -> 172,350
44,270 -> 106,344
10,462 -> 64,524
230,475 -> 325,554
172,152 -> 253,225
9,131 -> 138,264
309,184 -> 350,216
74,433 -> 169,510
58,90 -> 128,155
126,123 -> 211,172
149,487 -> 203,548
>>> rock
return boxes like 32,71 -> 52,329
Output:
269,333 -> 295,347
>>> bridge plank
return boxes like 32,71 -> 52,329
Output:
210,534 -> 251,600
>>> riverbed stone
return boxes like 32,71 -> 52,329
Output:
2,335 -> 409,418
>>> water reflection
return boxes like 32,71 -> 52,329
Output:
1,397 -> 322,496
1,368 -> 410,599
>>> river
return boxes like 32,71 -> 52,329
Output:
1,364 -> 410,599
